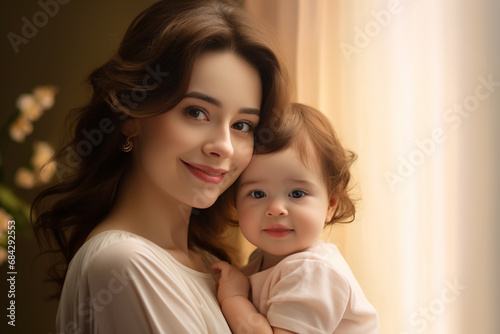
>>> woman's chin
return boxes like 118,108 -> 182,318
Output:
189,195 -> 218,209
192,203 -> 213,210
185,184 -> 225,209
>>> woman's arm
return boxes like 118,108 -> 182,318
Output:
211,261 -> 296,334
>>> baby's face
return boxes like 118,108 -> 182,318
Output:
236,147 -> 337,257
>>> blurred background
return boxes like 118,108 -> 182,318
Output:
1,0 -> 499,333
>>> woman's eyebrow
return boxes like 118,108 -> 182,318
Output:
241,108 -> 260,116
184,91 -> 260,116
184,91 -> 221,107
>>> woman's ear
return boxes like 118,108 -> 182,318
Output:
325,195 -> 339,223
120,118 -> 139,137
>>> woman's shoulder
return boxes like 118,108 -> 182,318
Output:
79,230 -> 154,259
67,230 -> 164,279
71,230 -> 214,283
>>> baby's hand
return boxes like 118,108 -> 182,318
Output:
211,261 -> 250,304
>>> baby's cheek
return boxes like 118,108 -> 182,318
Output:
239,213 -> 260,244
299,207 -> 324,234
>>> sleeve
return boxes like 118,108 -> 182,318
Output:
85,240 -> 209,334
265,258 -> 351,334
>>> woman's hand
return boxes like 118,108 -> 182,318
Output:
211,261 -> 250,305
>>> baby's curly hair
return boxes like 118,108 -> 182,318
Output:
253,102 -> 357,224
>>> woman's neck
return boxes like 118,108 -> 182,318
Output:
94,167 -> 193,253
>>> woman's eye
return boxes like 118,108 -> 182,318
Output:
289,190 -> 306,199
185,106 -> 208,121
250,190 -> 266,199
232,121 -> 254,133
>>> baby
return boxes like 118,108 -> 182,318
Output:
212,103 -> 380,333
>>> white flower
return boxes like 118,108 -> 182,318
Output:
14,167 -> 36,189
31,141 -> 56,184
16,93 -> 43,121
33,85 -> 58,110
9,116 -> 33,142
31,141 -> 55,170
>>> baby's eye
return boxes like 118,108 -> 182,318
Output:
185,106 -> 208,121
289,190 -> 306,199
250,190 -> 266,199
232,121 -> 254,133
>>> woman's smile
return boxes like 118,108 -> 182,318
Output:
181,160 -> 228,184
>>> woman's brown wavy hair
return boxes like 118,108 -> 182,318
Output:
32,0 -> 289,298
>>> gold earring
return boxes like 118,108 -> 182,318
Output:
120,136 -> 134,152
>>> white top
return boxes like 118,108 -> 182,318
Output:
56,230 -> 231,334
243,241 -> 380,334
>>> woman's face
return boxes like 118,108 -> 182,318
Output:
133,51 -> 262,208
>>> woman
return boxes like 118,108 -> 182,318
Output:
32,0 -> 289,332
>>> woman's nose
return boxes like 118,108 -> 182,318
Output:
203,127 -> 234,158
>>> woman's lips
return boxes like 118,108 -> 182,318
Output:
181,160 -> 228,184
264,224 -> 294,238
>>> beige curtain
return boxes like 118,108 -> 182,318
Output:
245,0 -> 500,333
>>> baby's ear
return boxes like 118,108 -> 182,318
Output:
120,118 -> 139,137
325,195 -> 339,223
